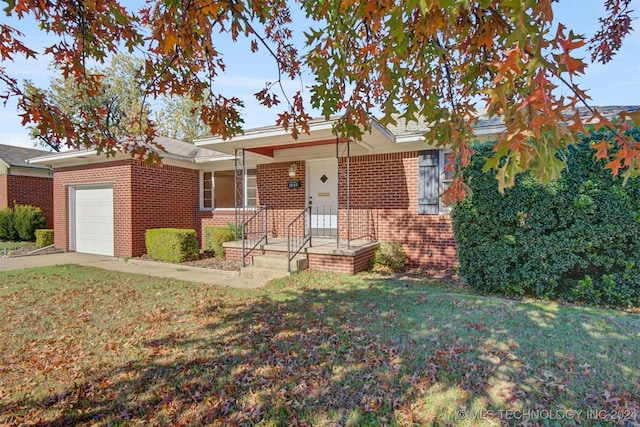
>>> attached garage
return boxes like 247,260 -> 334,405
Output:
30,137 -> 213,258
70,185 -> 114,256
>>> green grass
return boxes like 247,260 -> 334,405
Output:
0,266 -> 638,426
0,240 -> 31,251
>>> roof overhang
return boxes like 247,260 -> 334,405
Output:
29,149 -> 204,170
195,117 -> 399,161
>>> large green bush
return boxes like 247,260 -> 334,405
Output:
145,228 -> 199,263
0,205 -> 46,241
0,208 -> 18,241
13,205 -> 47,241
452,128 -> 640,307
204,225 -> 235,258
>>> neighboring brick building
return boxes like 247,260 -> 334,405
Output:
0,144 -> 54,226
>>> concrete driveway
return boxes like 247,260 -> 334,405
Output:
0,252 -> 267,289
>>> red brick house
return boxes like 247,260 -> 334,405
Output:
31,108 -> 636,273
31,118 -> 470,271
0,144 -> 54,226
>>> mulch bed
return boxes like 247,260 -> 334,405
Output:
4,244 -> 62,258
182,257 -> 242,271
138,252 -> 242,271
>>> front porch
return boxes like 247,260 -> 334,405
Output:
224,237 -> 380,274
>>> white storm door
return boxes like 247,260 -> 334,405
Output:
307,159 -> 338,237
73,186 -> 114,256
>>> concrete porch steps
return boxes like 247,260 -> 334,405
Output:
240,254 -> 308,280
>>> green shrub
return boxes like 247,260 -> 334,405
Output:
0,204 -> 45,241
227,221 -> 244,240
35,229 -> 54,248
0,208 -> 17,241
372,242 -> 408,272
13,204 -> 47,241
145,228 -> 199,263
204,225 -> 236,258
452,127 -> 640,307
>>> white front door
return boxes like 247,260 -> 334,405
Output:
307,159 -> 338,237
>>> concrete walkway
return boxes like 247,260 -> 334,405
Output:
0,252 -> 268,289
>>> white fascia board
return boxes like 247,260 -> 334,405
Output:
29,149 -> 199,169
194,155 -> 236,163
394,134 -> 426,144
195,120 -> 339,148
28,149 -> 98,165
391,125 -> 504,145
370,119 -> 397,142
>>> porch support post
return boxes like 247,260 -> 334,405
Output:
336,137 -> 352,249
234,148 -> 239,240
346,139 -> 351,249
234,148 -> 246,240
234,148 -> 246,266
336,138 -> 339,248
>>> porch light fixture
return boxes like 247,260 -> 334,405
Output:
288,163 -> 297,178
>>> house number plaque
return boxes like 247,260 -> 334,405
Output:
287,180 -> 302,189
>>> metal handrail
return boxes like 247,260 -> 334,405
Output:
241,205 -> 268,267
345,206 -> 373,247
287,205 -> 311,272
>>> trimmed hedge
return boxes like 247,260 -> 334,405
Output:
204,225 -> 236,258
0,205 -> 46,241
452,127 -> 640,307
145,228 -> 199,263
35,229 -> 54,248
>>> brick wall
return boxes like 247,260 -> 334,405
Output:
54,160 -> 199,258
226,246 -> 375,274
1,174 -> 53,227
307,246 -> 378,274
245,152 -> 457,270
256,161 -> 306,237
338,152 -> 457,268
0,175 -> 7,211
198,210 -> 237,246
130,163 -> 199,256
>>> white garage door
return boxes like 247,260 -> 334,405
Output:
74,186 -> 114,256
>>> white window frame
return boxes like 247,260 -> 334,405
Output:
200,169 -> 257,210
439,150 -> 454,214
200,171 -> 214,210
244,168 -> 257,208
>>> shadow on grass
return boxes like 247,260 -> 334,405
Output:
1,274 -> 638,426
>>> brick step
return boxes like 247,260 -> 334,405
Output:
252,254 -> 307,271
240,254 -> 308,281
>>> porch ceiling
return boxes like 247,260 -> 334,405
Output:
194,118 -> 398,160
246,137 -> 351,157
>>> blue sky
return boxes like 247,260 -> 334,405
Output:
1,0 -> 639,150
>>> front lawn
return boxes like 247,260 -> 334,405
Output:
0,240 -> 31,251
0,266 -> 638,426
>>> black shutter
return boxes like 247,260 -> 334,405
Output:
418,150 -> 439,214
